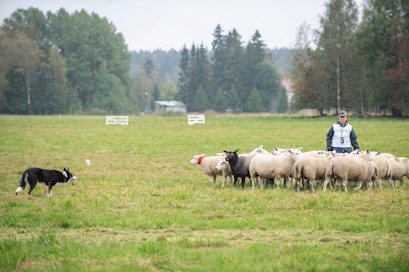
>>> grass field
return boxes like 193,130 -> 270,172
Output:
0,114 -> 408,271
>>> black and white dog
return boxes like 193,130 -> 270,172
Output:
16,168 -> 76,197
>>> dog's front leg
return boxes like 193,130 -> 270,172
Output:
47,186 -> 53,197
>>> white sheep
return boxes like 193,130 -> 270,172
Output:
372,153 -> 393,188
293,155 -> 333,192
323,150 -> 372,192
249,150 -> 299,189
389,157 -> 409,188
272,147 -> 303,156
190,154 -> 232,187
354,160 -> 379,190
214,157 -> 233,187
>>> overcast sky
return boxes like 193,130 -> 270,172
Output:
0,0 -> 364,51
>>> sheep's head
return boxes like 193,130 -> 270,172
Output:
250,145 -> 270,154
216,157 -> 228,171
190,154 -> 205,165
224,150 -> 238,162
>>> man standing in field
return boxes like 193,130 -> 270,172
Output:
326,111 -> 360,153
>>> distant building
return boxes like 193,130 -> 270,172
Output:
281,75 -> 293,105
154,101 -> 187,113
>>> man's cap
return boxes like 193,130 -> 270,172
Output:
338,111 -> 348,117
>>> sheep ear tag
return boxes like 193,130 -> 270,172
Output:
198,155 -> 205,164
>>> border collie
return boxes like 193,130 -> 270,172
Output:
16,168 -> 76,197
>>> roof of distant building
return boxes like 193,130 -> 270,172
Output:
154,101 -> 186,107
281,76 -> 293,93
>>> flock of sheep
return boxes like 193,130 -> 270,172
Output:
190,146 -> 409,192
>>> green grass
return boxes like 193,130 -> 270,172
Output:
0,114 -> 408,271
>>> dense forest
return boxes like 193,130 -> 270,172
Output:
291,0 -> 408,117
130,48 -> 293,90
0,0 -> 408,116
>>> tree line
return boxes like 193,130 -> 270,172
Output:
0,8 -> 133,114
291,0 -> 408,117
1,0 -> 407,116
177,25 -> 287,113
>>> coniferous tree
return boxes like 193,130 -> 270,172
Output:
244,30 -> 267,92
143,58 -> 156,77
290,23 -> 313,111
224,29 -> 246,104
246,88 -> 263,112
195,44 -> 212,108
276,86 -> 289,113
191,85 -> 208,112
226,85 -> 242,112
254,60 -> 282,112
316,0 -> 359,114
181,44 -> 212,112
211,24 -> 227,92
356,0 -> 409,116
152,84 -> 160,108
213,87 -> 227,112
177,46 -> 191,109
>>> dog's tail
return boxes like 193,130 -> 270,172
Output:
15,172 -> 28,195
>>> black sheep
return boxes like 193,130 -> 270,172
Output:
224,150 -> 255,188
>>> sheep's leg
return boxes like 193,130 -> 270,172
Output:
354,181 -> 363,190
387,179 -> 396,189
317,178 -> 324,190
211,175 -> 217,187
233,176 -> 238,187
322,177 -> 331,191
221,175 -> 226,188
331,179 -> 337,190
251,177 -> 256,190
399,178 -> 404,188
258,176 -> 264,189
308,179 -> 315,192
375,177 -> 383,189
302,178 -> 308,190
267,178 -> 275,187
285,177 -> 292,188
341,179 -> 348,192
295,178 -> 301,192
283,177 -> 288,188
329,178 -> 336,189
